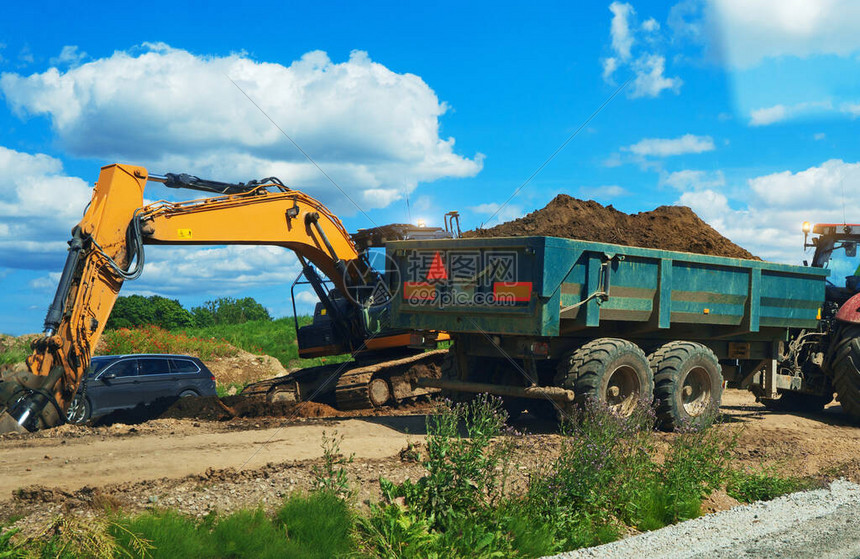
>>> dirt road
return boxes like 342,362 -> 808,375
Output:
0,415 -> 429,498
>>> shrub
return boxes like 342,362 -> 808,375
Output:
107,295 -> 196,331
99,326 -> 236,359
191,297 -> 272,327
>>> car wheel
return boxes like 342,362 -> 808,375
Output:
66,393 -> 91,425
179,390 -> 198,398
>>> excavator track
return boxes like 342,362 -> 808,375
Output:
242,350 -> 447,410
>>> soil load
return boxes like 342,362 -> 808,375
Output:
466,194 -> 758,260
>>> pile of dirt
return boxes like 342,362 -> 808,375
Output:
157,395 -> 343,422
466,195 -> 758,260
203,350 -> 288,387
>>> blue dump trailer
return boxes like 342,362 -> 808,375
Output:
386,230 -> 860,429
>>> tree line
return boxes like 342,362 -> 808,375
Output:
106,295 -> 272,330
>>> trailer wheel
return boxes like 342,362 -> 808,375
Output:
828,323 -> 860,421
556,338 -> 653,418
649,341 -> 722,431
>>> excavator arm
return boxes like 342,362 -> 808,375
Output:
0,163 -> 385,433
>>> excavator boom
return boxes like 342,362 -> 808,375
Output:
0,163 -> 439,433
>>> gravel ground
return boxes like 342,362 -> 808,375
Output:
546,480 -> 860,559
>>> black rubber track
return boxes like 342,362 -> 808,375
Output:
555,338 -> 652,418
828,323 -> 860,421
648,341 -> 722,431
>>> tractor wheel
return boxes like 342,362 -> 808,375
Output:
648,341 -> 722,431
828,324 -> 860,421
555,338 -> 653,418
761,389 -> 833,413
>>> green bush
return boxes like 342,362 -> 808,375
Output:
107,295 -> 196,331
191,297 -> 272,327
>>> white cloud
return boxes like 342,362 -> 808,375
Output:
710,0 -> 860,69
17,46 -> 33,65
609,2 -> 636,61
49,45 -> 86,67
749,100 -> 833,126
642,18 -> 660,32
470,202 -> 523,226
624,134 -> 715,158
661,169 -> 725,191
676,159 -> 860,264
602,2 -> 683,98
814,132 -> 826,140
602,57 -> 619,82
629,54 -> 682,98
840,102 -> 860,117
578,185 -> 628,199
0,146 -> 93,269
0,44 -> 483,214
295,290 -> 320,306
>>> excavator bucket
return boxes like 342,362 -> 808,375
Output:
0,410 -> 28,434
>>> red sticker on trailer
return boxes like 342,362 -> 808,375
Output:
493,281 -> 532,302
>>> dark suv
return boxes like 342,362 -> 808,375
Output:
66,354 -> 217,424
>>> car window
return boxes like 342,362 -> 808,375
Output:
138,358 -> 170,376
170,359 -> 199,374
105,359 -> 137,378
88,359 -> 114,377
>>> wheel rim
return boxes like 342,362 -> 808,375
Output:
66,395 -> 85,423
681,367 -> 711,417
605,365 -> 641,415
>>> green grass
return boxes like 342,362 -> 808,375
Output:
107,492 -> 353,559
727,468 -> 812,503
178,317 -> 349,369
0,335 -> 31,367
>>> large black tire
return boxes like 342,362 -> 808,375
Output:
555,338 -> 653,418
648,341 -> 722,431
66,393 -> 91,425
828,324 -> 860,421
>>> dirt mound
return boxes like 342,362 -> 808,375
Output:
466,194 -> 758,260
203,350 -> 288,387
158,395 -> 342,421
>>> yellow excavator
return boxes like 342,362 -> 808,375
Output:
0,163 -> 452,433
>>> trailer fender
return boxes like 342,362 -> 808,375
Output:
836,292 -> 860,324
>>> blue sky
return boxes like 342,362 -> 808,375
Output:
2,0 -> 860,334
